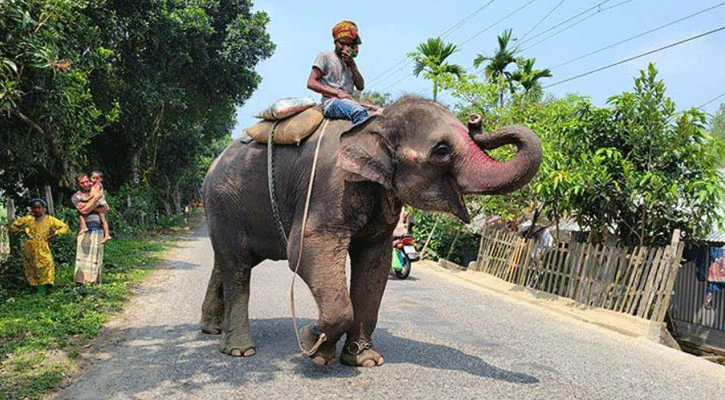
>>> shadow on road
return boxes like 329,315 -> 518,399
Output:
76,316 -> 537,397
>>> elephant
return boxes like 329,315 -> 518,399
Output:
200,95 -> 542,367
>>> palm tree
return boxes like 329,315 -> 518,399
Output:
409,37 -> 465,101
510,58 -> 552,102
473,29 -> 520,107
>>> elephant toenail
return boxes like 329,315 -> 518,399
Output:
231,349 -> 242,357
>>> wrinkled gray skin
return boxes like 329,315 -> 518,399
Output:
200,96 -> 542,367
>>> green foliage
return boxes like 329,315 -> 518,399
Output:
407,37 -> 465,101
509,58 -> 552,102
548,64 -> 725,246
0,231 -> 171,400
708,103 -> 725,167
353,90 -> 393,107
473,29 -> 520,107
2,0 -> 274,222
0,0 -> 119,194
411,211 -> 480,266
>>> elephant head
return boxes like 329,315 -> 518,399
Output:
337,96 -> 542,223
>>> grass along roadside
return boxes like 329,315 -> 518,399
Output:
0,216 -> 202,400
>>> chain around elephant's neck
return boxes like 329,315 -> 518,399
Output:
267,120 -> 288,244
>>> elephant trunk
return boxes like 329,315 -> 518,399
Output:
455,114 -> 542,195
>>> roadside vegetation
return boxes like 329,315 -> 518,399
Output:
0,210 -> 202,400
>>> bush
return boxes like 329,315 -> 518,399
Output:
411,210 -> 480,267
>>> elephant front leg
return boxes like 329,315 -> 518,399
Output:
343,239 -> 391,367
290,231 -> 353,365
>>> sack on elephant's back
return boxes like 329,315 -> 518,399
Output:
253,97 -> 316,120
245,107 -> 324,145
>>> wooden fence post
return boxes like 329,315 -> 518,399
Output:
44,184 -> 55,215
6,197 -> 15,221
652,229 -> 682,323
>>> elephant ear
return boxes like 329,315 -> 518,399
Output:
337,116 -> 394,189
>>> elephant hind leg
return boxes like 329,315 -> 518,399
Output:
200,258 -> 224,335
219,252 -> 260,357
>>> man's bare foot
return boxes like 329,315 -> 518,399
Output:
102,235 -> 111,244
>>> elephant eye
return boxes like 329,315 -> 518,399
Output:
431,141 -> 451,157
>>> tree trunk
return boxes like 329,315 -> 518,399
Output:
446,225 -> 462,260
130,151 -> 141,187
162,175 -> 172,216
173,180 -> 182,215
6,197 -> 15,221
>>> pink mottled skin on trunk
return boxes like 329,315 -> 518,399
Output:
444,112 -> 541,195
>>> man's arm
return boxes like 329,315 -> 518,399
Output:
307,67 -> 352,99
74,191 -> 102,215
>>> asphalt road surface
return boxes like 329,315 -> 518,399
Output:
50,223 -> 725,400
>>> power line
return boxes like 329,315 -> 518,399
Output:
520,0 -> 566,41
373,0 -> 537,93
518,0 -> 611,46
459,0 -> 539,47
521,0 -> 634,52
440,0 -> 497,39
551,1 -> 725,70
545,25 -> 725,89
379,73 -> 414,93
699,91 -> 725,110
366,0 -> 497,88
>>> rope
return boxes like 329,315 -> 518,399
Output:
266,119 -> 331,356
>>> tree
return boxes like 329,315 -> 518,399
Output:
510,58 -> 552,102
0,0 -> 118,198
549,64 -> 725,246
708,102 -> 725,166
408,37 -> 465,101
353,90 -> 392,108
89,0 -> 274,190
473,29 -> 520,108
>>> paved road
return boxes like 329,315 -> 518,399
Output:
51,224 -> 725,400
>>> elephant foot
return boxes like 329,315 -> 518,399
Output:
299,324 -> 336,366
200,319 -> 222,335
219,332 -> 256,357
340,341 -> 384,367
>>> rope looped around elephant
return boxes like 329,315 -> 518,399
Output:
269,119 -> 331,356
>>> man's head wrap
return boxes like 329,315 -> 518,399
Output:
332,20 -> 362,45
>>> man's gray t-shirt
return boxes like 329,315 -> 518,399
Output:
72,191 -> 101,225
312,51 -> 354,105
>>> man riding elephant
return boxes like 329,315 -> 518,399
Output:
307,20 -> 371,125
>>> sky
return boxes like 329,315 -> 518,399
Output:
232,0 -> 725,137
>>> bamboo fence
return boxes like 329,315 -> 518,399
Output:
473,228 -> 684,323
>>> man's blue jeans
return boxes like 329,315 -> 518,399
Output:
323,98 -> 369,125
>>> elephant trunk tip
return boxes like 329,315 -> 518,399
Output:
467,114 -> 482,135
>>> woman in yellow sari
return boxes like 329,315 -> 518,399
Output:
8,198 -> 68,295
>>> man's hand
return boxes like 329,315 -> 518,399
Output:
341,47 -> 356,66
335,89 -> 352,100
